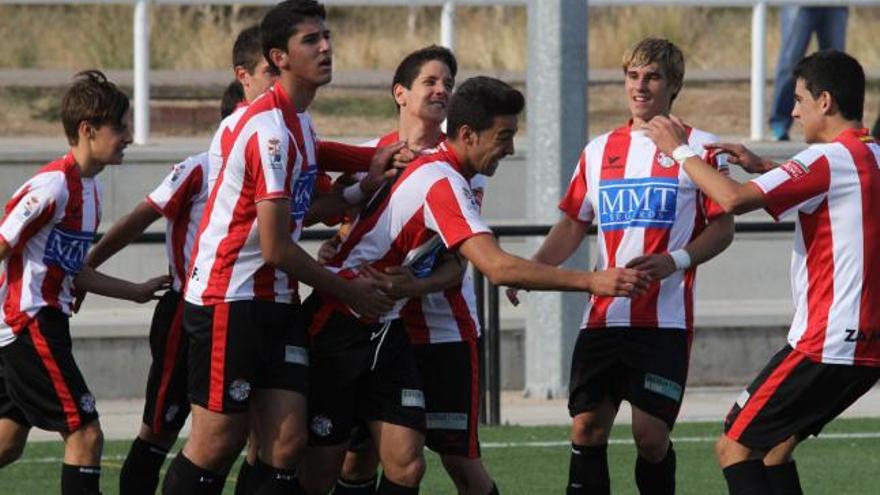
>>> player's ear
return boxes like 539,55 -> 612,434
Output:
234,65 -> 249,86
818,90 -> 834,115
459,124 -> 477,146
78,121 -> 94,142
269,48 -> 288,72
392,83 -> 407,107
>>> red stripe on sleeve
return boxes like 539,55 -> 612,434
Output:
425,178 -> 482,250
764,156 -> 831,219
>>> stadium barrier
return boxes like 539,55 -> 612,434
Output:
109,220 -> 795,425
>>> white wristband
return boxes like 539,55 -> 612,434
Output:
672,144 -> 698,166
342,183 -> 366,205
669,249 -> 692,271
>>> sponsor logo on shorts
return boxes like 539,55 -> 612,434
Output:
780,159 -> 810,180
164,404 -> 180,422
284,345 -> 309,366
79,393 -> 96,414
736,390 -> 750,408
310,415 -> 333,437
426,412 -> 468,431
598,177 -> 678,231
401,388 -> 425,409
643,373 -> 682,402
228,379 -> 251,402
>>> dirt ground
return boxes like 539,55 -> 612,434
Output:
1,82 -> 878,139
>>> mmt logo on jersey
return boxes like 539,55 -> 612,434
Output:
290,165 -> 317,222
43,228 -> 94,275
599,177 -> 678,231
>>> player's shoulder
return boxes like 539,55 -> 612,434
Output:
686,127 -> 720,148
31,156 -> 76,195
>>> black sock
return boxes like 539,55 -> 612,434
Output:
234,460 -> 254,495
487,482 -> 500,495
765,461 -> 803,495
567,443 -> 610,495
377,473 -> 419,495
61,464 -> 101,495
722,459 -> 772,495
249,457 -> 303,495
120,437 -> 169,495
334,475 -> 378,494
635,442 -> 676,495
161,453 -> 225,495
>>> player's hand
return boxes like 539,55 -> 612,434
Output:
131,275 -> 171,303
360,265 -> 423,299
345,275 -> 395,319
360,141 -> 409,194
72,288 -> 87,313
625,253 -> 676,281
587,268 -> 651,297
506,287 -> 521,306
317,237 -> 341,265
646,115 -> 688,156
704,142 -> 773,174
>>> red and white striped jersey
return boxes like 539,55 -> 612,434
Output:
185,82 -> 318,306
324,142 -> 491,324
0,153 -> 101,346
559,123 -> 728,331
751,128 -> 880,367
145,152 -> 210,293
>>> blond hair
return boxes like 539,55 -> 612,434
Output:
622,38 -> 685,102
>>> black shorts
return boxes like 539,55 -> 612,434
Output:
0,308 -> 98,432
184,300 -> 309,413
568,327 -> 691,428
0,360 -> 30,427
724,345 -> 880,450
142,290 -> 190,433
305,294 -> 425,446
415,340 -> 481,458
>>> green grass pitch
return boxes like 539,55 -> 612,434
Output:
2,418 -> 880,494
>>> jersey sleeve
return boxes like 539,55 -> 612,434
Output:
558,150 -> 594,224
700,145 -> 731,221
146,155 -> 206,220
749,147 -> 831,221
245,127 -> 292,203
0,174 -> 64,250
423,176 -> 492,250
317,141 -> 376,173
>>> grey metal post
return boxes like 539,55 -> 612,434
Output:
524,0 -> 589,399
134,0 -> 150,145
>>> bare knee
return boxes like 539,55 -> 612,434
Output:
440,455 -> 493,495
341,450 -> 379,482
138,423 -> 180,451
571,414 -> 612,446
715,435 -> 759,468
383,453 -> 426,487
261,431 -> 307,467
73,422 -> 104,454
632,426 -> 669,462
0,440 -> 26,467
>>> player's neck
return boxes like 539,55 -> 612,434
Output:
280,75 -> 318,112
397,116 -> 442,150
816,118 -> 863,143
447,141 -> 476,179
631,110 -> 670,130
70,147 -> 105,178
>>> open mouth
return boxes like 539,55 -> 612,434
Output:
318,59 -> 332,70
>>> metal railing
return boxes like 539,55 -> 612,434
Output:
118,220 -> 796,426
3,0 -> 879,143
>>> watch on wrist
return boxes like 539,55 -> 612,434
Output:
672,145 -> 698,166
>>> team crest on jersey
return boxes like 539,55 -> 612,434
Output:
228,379 -> 251,402
169,162 -> 187,182
780,159 -> 809,180
657,153 -> 676,168
79,393 -> 96,414
43,227 -> 94,275
267,138 -> 283,169
598,177 -> 678,231
461,186 -> 480,214
18,194 -> 41,220
310,415 -> 333,437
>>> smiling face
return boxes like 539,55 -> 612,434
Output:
466,115 -> 518,177
625,62 -> 679,127
394,60 -> 454,125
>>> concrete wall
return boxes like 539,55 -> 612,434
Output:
1,139 -> 806,398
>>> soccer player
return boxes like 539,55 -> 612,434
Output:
0,70 -> 169,494
81,26 -> 276,495
324,46 -> 500,495
646,50 -> 880,495
297,76 -> 650,495
508,38 -> 734,495
160,2 -> 398,494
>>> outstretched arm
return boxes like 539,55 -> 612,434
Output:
75,268 -> 170,303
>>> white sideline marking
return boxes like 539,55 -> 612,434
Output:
15,432 -> 880,464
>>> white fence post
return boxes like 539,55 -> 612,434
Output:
134,0 -> 150,145
441,1 -> 456,50
750,0 -> 767,141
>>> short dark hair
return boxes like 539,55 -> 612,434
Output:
447,76 -> 524,139
232,25 -> 266,74
391,45 -> 458,106
220,80 -> 245,119
61,70 -> 130,145
794,50 -> 864,121
261,0 -> 326,72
